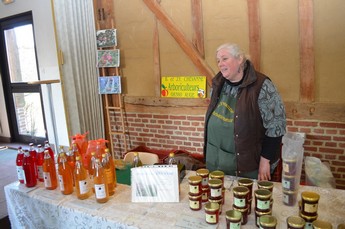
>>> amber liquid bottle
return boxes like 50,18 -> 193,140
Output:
58,152 -> 74,195
101,153 -> 115,196
94,158 -> 109,203
105,148 -> 117,187
42,150 -> 58,190
89,152 -> 97,193
66,146 -> 76,172
74,156 -> 90,200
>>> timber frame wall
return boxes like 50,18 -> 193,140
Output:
94,0 -> 345,189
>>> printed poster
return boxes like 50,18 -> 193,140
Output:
98,76 -> 121,94
161,76 -> 206,98
96,29 -> 117,48
97,49 -> 120,68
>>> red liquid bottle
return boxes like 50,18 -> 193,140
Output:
16,147 -> 25,183
36,144 -> 44,182
44,140 -> 55,163
22,150 -> 37,187
29,143 -> 38,179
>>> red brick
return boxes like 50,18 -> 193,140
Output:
179,126 -> 196,131
153,114 -> 169,119
333,161 -> 345,166
339,143 -> 345,148
320,122 -> 345,129
188,137 -> 203,142
312,141 -> 323,146
339,156 -> 345,160
333,136 -> 345,142
325,142 -> 337,147
173,121 -> 181,125
182,121 -> 190,126
130,123 -> 145,127
294,121 -> 318,127
184,142 -> 192,146
319,147 -> 344,154
326,129 -> 338,135
171,136 -> 187,141
191,122 -> 202,127
309,135 -> 332,141
300,128 -> 311,134
165,120 -> 173,125
338,168 -> 345,173
313,129 -> 324,134
162,125 -> 178,130
187,116 -> 204,121
304,146 -> 318,151
138,114 -> 153,118
287,127 -> 298,132
325,154 -> 337,160
155,134 -> 170,139
170,115 -> 187,120
146,124 -> 161,129
340,130 -> 345,135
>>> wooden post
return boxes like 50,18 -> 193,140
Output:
247,0 -> 261,71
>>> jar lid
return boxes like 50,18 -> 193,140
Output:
225,210 -> 242,221
204,202 -> 219,211
188,175 -> 202,184
287,216 -> 306,227
237,178 -> 253,186
258,181 -> 274,189
255,209 -> 272,216
208,178 -> 222,187
233,205 -> 249,213
188,194 -> 202,199
283,189 -> 298,194
209,170 -> 224,178
301,191 -> 320,201
254,189 -> 272,198
283,157 -> 297,163
259,215 -> 277,227
282,174 -> 297,179
299,211 -> 318,222
233,186 -> 249,195
312,220 -> 332,229
208,198 -> 222,204
196,168 -> 209,176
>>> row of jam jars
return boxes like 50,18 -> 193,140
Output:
254,189 -> 273,227
232,186 -> 250,225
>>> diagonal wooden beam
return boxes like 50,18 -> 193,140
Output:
247,0 -> 261,71
143,0 -> 214,85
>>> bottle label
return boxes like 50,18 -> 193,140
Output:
58,175 -> 64,191
95,184 -> 107,199
16,166 -> 24,180
43,172 -> 52,187
234,197 -> 246,208
79,179 -> 89,194
37,166 -> 44,181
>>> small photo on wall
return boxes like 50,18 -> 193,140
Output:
96,29 -> 117,48
98,76 -> 121,94
97,49 -> 120,68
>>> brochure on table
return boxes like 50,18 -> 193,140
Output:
131,165 -> 179,202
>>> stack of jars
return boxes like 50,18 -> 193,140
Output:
196,168 -> 210,203
187,175 -> 203,211
282,157 -> 300,206
254,181 -> 274,227
208,170 -> 224,214
232,185 -> 250,225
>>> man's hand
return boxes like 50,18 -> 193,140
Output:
258,156 -> 271,181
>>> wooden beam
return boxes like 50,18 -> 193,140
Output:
247,0 -> 261,71
142,0 -> 214,86
191,0 -> 205,58
299,0 -> 315,102
153,11 -> 161,97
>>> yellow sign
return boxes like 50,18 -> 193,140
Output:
161,76 -> 206,98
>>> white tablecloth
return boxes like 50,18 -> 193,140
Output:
5,171 -> 345,229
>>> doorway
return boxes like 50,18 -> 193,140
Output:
0,11 -> 47,144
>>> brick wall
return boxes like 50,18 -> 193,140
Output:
110,111 -> 345,189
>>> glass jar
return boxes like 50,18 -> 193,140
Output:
338,224 -> 345,229
208,178 -> 222,200
248,198 -> 252,215
301,191 -> 320,216
283,189 -> 298,206
299,211 -> 318,229
257,181 -> 274,193
282,174 -> 297,191
233,205 -> 249,225
312,220 -> 333,229
254,189 -> 272,212
188,175 -> 202,195
283,157 -> 297,176
259,215 -> 277,229
209,197 -> 223,214
238,178 -> 254,198
201,186 -> 210,202
196,168 -> 209,188
255,209 -> 272,227
232,186 -> 249,209
287,216 -> 306,229
209,170 -> 224,186
225,210 -> 242,229
189,193 -> 202,211
204,202 -> 220,224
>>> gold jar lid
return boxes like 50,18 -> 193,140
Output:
238,178 -> 253,186
254,189 -> 272,198
255,209 -> 272,216
204,202 -> 219,211
225,209 -> 242,221
312,220 -> 332,229
209,170 -> 224,179
287,216 -> 306,227
283,157 -> 297,163
299,211 -> 318,222
233,186 -> 249,195
208,178 -> 222,187
282,174 -> 296,179
283,189 -> 298,194
188,194 -> 202,199
196,168 -> 209,176
188,175 -> 202,184
301,191 -> 320,202
260,215 -> 277,227
258,181 -> 274,189
208,198 -> 222,204
233,205 -> 249,213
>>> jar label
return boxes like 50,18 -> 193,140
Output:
95,184 -> 107,199
283,162 -> 290,173
283,193 -> 289,204
205,213 -> 217,224
189,184 -> 200,194
257,199 -> 270,210
229,222 -> 241,229
282,178 -> 291,189
202,192 -> 208,201
202,177 -> 208,186
37,165 -> 44,180
210,188 -> 222,197
58,174 -> 64,191
305,222 -> 313,229
234,197 -> 246,208
16,166 -> 24,180
189,200 -> 200,210
304,203 -> 318,213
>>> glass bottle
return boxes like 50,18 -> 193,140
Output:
88,152 -> 97,179
16,147 -> 25,184
74,155 -> 90,200
36,144 -> 45,182
43,150 -> 58,190
94,158 -> 109,203
28,143 -> 38,179
95,141 -> 105,159
105,148 -> 117,187
44,140 -> 55,162
101,153 -> 115,196
72,143 -> 81,160
22,149 -> 37,187
58,152 -> 74,195
168,152 -> 177,165
66,146 -> 76,172
132,152 -> 143,167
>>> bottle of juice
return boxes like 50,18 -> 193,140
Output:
74,156 -> 90,200
88,152 -> 97,193
104,148 -> 116,186
167,152 -> 177,165
132,152 -> 143,167
22,149 -> 37,187
58,152 -> 74,195
66,146 -> 76,172
94,158 -> 109,203
36,144 -> 45,182
101,153 -> 115,196
29,143 -> 38,179
72,143 -> 81,160
44,140 -> 55,162
16,146 -> 24,184
43,150 -> 58,190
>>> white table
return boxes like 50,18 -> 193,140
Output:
5,171 -> 345,229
